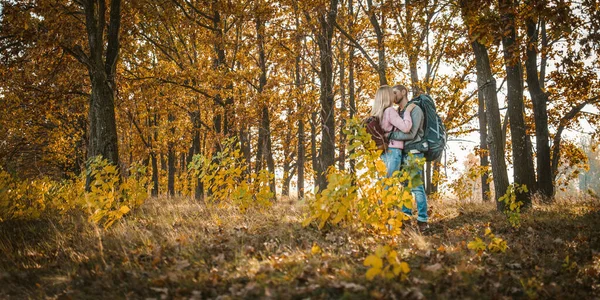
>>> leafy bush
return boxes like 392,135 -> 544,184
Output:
188,138 -> 273,212
0,157 -> 148,229
467,226 -> 508,255
364,245 -> 410,281
498,183 -> 528,228
83,157 -> 148,228
0,169 -> 55,221
303,118 -> 422,234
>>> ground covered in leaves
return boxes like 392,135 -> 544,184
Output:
1,196 -> 599,299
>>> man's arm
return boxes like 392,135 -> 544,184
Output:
388,107 -> 423,141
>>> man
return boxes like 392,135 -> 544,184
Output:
389,84 -> 429,233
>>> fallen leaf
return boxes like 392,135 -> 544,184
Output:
339,281 -> 366,292
424,263 -> 442,272
506,263 -> 522,270
174,259 -> 190,271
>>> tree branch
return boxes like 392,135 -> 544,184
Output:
333,20 -> 379,72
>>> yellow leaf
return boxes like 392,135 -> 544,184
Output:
119,205 -> 130,215
485,227 -> 492,236
364,255 -> 383,269
387,250 -> 398,262
399,262 -> 410,274
311,244 -> 322,255
365,267 -> 381,280
375,160 -> 386,173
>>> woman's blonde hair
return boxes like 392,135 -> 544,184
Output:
371,85 -> 394,121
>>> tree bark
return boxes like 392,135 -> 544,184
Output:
348,0 -> 356,175
151,153 -> 159,197
167,113 -> 176,197
366,0 -> 387,85
188,110 -> 203,200
310,111 -> 319,188
337,37 -> 347,171
459,0 -> 509,208
499,0 -> 536,207
294,8 -> 305,199
315,0 -> 339,192
478,89 -> 491,201
474,40 -> 510,207
254,14 -> 276,196
77,0 -> 122,189
524,7 -> 553,199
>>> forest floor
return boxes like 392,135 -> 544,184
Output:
1,195 -> 599,299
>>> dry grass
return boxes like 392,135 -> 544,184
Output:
1,195 -> 599,299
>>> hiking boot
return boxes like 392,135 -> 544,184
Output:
417,221 -> 430,233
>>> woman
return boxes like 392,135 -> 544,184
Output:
371,85 -> 414,178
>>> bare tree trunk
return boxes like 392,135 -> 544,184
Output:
296,57 -> 305,199
478,89 -> 490,201
167,113 -> 176,197
310,111 -> 319,188
366,0 -> 387,85
348,0 -> 356,175
337,37 -> 347,171
188,110 -> 203,200
254,14 -> 276,196
525,6 -> 553,199
315,0 -> 339,192
294,8 -> 305,199
425,161 -> 432,194
151,153 -> 159,196
460,0 -> 509,208
282,124 -> 295,197
499,0 -> 536,207
69,0 -> 122,189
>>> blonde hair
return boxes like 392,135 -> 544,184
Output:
371,85 -> 394,121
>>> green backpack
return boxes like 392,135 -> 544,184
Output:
407,94 -> 447,162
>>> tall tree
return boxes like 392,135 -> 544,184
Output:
499,0 -> 536,206
524,0 -> 552,198
63,0 -> 122,180
254,6 -> 277,195
460,0 -> 509,206
304,0 -> 339,191
365,0 -> 387,85
347,0 -> 357,175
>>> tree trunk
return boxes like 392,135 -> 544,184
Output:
499,0 -> 536,207
409,54 -> 421,96
348,0 -> 356,175
366,0 -> 387,85
478,89 -> 491,201
254,15 -> 276,196
525,8 -> 553,199
472,41 -> 510,208
316,0 -> 339,192
151,153 -> 159,197
240,128 -> 251,175
338,37 -> 347,171
282,124 -> 295,197
425,161 -> 432,194
77,0 -> 122,189
460,0 -> 509,208
296,51 -> 305,199
188,110 -> 203,200
167,113 -> 176,197
310,111 -> 319,188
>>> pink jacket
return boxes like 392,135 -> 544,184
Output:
381,106 -> 412,149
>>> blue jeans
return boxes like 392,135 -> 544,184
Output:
381,148 -> 403,178
401,153 -> 428,223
